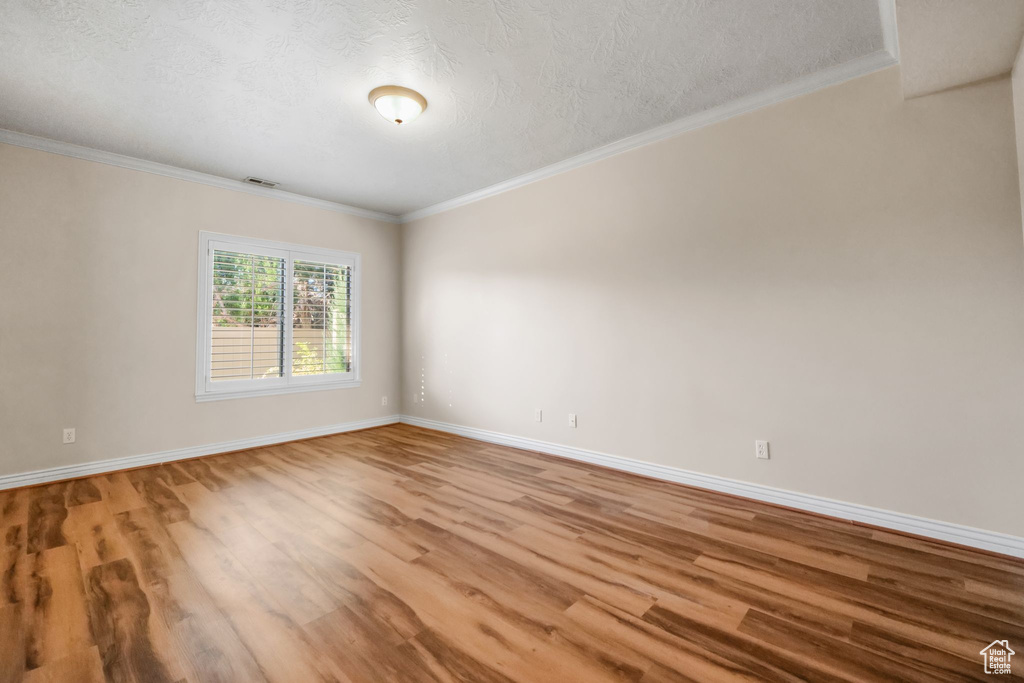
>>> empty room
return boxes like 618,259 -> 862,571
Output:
2,0 -> 1023,680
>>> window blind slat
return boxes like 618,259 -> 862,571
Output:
210,249 -> 286,382
292,260 -> 353,376
203,240 -> 357,395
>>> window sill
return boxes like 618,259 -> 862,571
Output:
195,379 -> 362,402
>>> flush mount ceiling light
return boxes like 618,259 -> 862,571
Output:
368,85 -> 427,125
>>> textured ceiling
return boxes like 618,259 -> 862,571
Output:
0,0 -> 885,216
896,0 -> 1024,99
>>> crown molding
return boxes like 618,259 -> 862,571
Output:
878,0 -> 900,60
2,2 -> 899,228
401,50 -> 898,223
0,129 -> 401,224
401,415 -> 1024,559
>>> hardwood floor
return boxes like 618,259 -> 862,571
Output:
1,423 -> 1022,682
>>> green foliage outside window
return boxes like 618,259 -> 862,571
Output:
211,250 -> 351,375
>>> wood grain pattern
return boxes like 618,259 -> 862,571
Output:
0,424 -> 1021,681
86,559 -> 176,683
22,546 -> 93,671
25,488 -> 68,555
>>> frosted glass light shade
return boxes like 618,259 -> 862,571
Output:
368,86 -> 427,125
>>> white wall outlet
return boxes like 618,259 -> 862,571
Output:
755,440 -> 770,460
534,409 -> 543,422
63,428 -> 76,444
381,396 -> 388,407
568,413 -> 577,428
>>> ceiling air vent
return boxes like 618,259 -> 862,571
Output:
243,176 -> 279,188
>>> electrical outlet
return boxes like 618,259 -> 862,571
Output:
534,409 -> 543,422
568,413 -> 577,428
755,440 -> 769,460
63,428 -> 76,444
381,396 -> 388,407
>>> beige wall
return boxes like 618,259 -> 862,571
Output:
402,66 -> 1024,536
0,144 -> 401,477
2,64 -> 1022,537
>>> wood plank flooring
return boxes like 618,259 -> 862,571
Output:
1,423 -> 1022,682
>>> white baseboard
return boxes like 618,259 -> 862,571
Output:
0,415 -> 400,491
7,412 -> 1019,559
400,415 -> 1024,559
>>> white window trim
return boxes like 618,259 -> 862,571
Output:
195,231 -> 362,402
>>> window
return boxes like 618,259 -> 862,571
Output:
196,232 -> 360,401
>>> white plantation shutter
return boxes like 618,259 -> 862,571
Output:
292,260 -> 353,376
197,233 -> 360,401
210,249 -> 286,381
